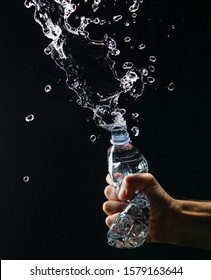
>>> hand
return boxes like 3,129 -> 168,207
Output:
103,173 -> 177,244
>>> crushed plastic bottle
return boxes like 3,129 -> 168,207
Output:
107,127 -> 150,249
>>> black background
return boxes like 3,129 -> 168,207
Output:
0,1 -> 211,259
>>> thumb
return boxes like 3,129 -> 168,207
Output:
118,173 -> 166,203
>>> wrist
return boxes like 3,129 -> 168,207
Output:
166,199 -> 211,249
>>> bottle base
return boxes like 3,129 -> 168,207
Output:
107,212 -> 149,249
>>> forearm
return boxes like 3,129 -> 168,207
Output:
167,199 -> 211,250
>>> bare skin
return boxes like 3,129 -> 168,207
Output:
103,173 -> 211,249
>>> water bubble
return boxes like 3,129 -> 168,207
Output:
138,44 -> 146,50
132,13 -> 137,18
148,65 -> 155,72
132,112 -> 139,119
90,135 -> 97,142
23,176 -> 30,183
168,82 -> 175,91
149,56 -> 156,62
147,76 -> 155,83
25,114 -> 34,122
45,84 -> 52,92
131,126 -> 139,137
171,24 -> 175,29
113,15 -> 122,22
124,36 -> 131,43
100,19 -> 106,25
122,62 -> 134,69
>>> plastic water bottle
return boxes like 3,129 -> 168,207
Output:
107,127 -> 150,249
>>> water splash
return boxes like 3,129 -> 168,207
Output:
24,0 -> 147,131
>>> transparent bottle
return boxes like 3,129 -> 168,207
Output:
107,128 -> 150,249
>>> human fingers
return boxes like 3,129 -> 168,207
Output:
105,213 -> 119,227
106,174 -> 112,184
118,173 -> 168,203
103,200 -> 127,215
104,184 -> 120,201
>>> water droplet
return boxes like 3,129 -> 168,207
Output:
100,19 -> 106,25
132,112 -> 139,119
142,68 -> 148,76
138,43 -> 146,50
131,126 -> 139,137
25,114 -> 34,122
124,21 -> 130,27
129,1 -> 140,13
124,36 -> 131,43
45,84 -> 52,92
171,24 -> 175,29
147,76 -> 155,83
23,176 -> 30,183
148,65 -> 155,72
149,56 -> 156,62
168,82 -> 175,91
122,62 -> 134,69
113,15 -> 122,22
90,135 -> 97,142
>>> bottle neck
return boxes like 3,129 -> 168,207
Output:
110,128 -> 130,145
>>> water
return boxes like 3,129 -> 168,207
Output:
168,82 -> 175,91
24,0 -> 148,131
107,194 -> 150,248
45,84 -> 52,92
23,176 -> 30,183
149,55 -> 156,62
25,114 -> 35,122
132,112 -> 139,119
24,0 -> 155,250
107,129 -> 149,248
131,126 -> 139,136
90,134 -> 97,142
138,43 -> 146,50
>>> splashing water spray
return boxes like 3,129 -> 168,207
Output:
25,0 -> 150,249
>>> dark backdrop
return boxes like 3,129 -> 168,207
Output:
0,1 -> 211,259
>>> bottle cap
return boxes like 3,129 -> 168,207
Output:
110,128 -> 130,145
